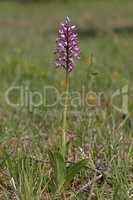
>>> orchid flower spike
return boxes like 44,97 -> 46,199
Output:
54,17 -> 80,72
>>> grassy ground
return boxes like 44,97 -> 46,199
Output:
0,1 -> 132,199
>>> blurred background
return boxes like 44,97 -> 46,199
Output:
0,0 -> 133,109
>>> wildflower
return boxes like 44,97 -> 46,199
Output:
85,54 -> 93,65
112,71 -> 120,80
54,17 -> 80,72
60,79 -> 67,89
85,93 -> 96,104
54,17 -> 80,158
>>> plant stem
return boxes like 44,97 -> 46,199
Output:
62,70 -> 69,157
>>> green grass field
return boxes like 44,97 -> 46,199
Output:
0,1 -> 132,199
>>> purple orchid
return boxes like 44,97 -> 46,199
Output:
54,17 -> 80,72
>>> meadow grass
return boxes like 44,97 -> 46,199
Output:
0,1 -> 132,199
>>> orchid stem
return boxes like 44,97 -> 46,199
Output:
62,70 -> 69,158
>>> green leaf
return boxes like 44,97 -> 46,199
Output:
48,150 -> 66,193
64,159 -> 87,189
